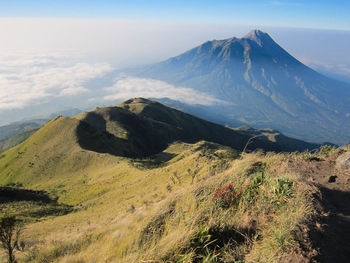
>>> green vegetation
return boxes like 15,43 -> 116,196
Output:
0,120 -> 46,141
0,187 -> 73,223
0,215 -> 23,263
0,99 -> 333,262
0,129 -> 39,153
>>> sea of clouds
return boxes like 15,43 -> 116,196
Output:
0,51 -> 221,124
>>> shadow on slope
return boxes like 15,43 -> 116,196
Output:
0,187 -> 73,221
76,106 -> 185,158
310,187 -> 350,263
75,98 -> 299,158
0,187 -> 54,203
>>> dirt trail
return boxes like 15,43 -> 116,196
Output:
290,150 -> 350,262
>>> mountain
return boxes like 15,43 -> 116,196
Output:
0,128 -> 39,153
124,30 -> 350,145
151,97 -> 334,149
74,98 -> 321,155
48,108 -> 83,119
0,99 -> 348,262
0,97 -> 320,196
0,119 -> 48,141
0,109 -> 83,147
1,98 -> 348,262
0,98 -> 320,179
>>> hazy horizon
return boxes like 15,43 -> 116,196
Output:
0,1 -> 350,126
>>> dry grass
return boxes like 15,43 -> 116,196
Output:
0,131 -> 318,262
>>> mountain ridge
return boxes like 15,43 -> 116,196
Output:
1,98 -> 348,262
123,30 -> 350,144
74,98 -> 320,156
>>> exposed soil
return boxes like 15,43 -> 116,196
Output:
289,150 -> 350,262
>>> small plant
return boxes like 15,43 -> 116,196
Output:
241,135 -> 263,155
318,145 -> 336,157
245,161 -> 266,175
173,171 -> 182,185
0,215 -> 23,263
129,204 -> 136,213
272,178 -> 294,205
213,183 -> 241,209
188,168 -> 199,184
190,226 -> 218,263
302,152 -> 315,161
244,172 -> 266,205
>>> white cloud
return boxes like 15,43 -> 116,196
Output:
104,77 -> 223,105
302,58 -> 350,80
0,53 -> 113,110
58,87 -> 89,97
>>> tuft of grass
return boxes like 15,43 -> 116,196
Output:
24,234 -> 100,263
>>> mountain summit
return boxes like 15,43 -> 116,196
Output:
125,30 -> 350,144
243,29 -> 273,45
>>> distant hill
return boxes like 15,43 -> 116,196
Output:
152,97 -> 335,148
74,98 -> 320,156
48,108 -> 83,119
0,128 -> 39,153
0,119 -> 47,141
125,30 -> 350,145
0,109 -> 83,147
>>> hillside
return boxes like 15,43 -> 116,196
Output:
0,98 -> 320,189
0,138 -> 349,262
0,128 -> 39,153
76,98 -> 321,155
124,30 -> 350,144
0,119 -> 47,141
0,98 -> 349,262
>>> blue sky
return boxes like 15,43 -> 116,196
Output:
0,0 -> 349,30
0,0 -> 349,125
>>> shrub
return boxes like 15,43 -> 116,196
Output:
243,173 -> 266,205
245,161 -> 266,175
272,178 -> 294,205
318,145 -> 336,157
213,183 -> 241,209
0,215 -> 23,263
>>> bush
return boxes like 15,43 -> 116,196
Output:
0,215 -> 23,263
213,183 -> 241,209
272,178 -> 294,205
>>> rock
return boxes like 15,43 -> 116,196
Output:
328,175 -> 337,183
336,151 -> 350,171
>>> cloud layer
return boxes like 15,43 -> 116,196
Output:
104,77 -> 223,105
302,58 -> 350,83
0,52 -> 222,120
0,53 -> 113,110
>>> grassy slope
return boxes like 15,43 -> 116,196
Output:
0,128 -> 39,153
0,119 -> 47,141
117,98 -> 320,152
0,99 -> 329,262
0,131 -> 319,262
2,146 -> 321,263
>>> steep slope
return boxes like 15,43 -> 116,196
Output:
125,30 -> 350,144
